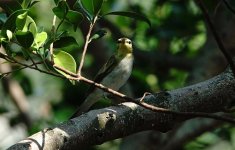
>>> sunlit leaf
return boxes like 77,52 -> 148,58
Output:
1,9 -> 27,37
104,11 -> 151,27
16,13 -> 37,37
15,30 -> 34,48
16,11 -> 28,30
53,50 -> 77,77
33,31 -> 47,49
23,16 -> 37,37
1,9 -> 37,37
21,0 -> 32,9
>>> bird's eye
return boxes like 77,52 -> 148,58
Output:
127,41 -> 132,44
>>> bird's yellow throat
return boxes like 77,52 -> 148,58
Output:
117,38 -> 133,57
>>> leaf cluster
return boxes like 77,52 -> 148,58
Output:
0,0 -> 151,79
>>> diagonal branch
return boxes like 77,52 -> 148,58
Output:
196,0 -> 235,76
0,51 -> 64,78
7,67 -> 235,149
222,0 -> 235,14
52,60 -> 235,123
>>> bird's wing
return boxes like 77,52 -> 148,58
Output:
85,55 -> 118,95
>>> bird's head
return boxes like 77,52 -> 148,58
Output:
117,38 -> 133,56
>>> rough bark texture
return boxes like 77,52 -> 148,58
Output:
7,68 -> 235,150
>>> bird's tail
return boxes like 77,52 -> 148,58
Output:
69,92 -> 102,119
69,105 -> 87,119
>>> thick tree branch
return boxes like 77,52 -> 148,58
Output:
8,68 -> 235,149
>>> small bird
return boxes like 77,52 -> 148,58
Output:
70,37 -> 134,118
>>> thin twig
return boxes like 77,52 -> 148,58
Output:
222,0 -> 235,14
0,54 -> 64,78
26,49 -> 39,69
1,61 -> 44,76
0,52 -> 15,63
140,92 -> 151,102
53,64 -> 78,78
214,0 -> 222,16
77,16 -> 98,76
50,15 -> 57,64
196,0 -> 235,76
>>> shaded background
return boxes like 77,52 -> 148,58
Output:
1,0 -> 235,149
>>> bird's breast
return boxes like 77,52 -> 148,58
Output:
100,54 -> 133,90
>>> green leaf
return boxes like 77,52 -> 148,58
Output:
16,11 -> 28,30
0,10 -> 37,38
81,0 -> 93,15
104,11 -> 151,27
33,31 -> 47,49
73,0 -> 92,21
44,31 -> 68,49
90,29 -> 107,41
28,1 -> 40,8
23,16 -> 37,37
1,9 -> 27,37
92,0 -> 103,15
56,31 -> 68,38
21,0 -> 32,9
15,30 -> 34,48
53,50 -> 77,77
15,12 -> 37,37
65,10 -> 83,31
52,0 -> 69,19
54,36 -> 79,49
